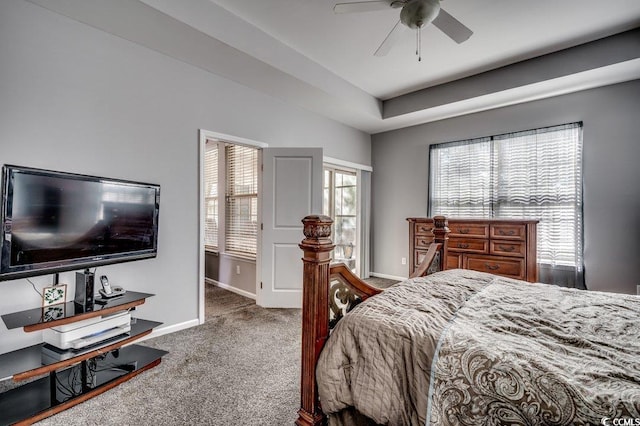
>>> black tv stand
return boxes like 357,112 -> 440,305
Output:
0,292 -> 166,425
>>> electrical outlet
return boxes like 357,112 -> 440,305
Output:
401,257 -> 407,265
637,284 -> 640,296
236,265 -> 241,275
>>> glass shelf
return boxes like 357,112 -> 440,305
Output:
1,291 -> 153,331
0,319 -> 161,382
0,344 -> 167,426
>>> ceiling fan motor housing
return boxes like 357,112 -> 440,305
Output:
400,0 -> 441,29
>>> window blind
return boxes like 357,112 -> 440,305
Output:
204,141 -> 218,249
430,123 -> 583,287
225,144 -> 258,256
430,137 -> 492,217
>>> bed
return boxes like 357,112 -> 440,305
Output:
296,215 -> 640,426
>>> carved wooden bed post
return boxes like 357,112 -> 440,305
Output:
297,215 -> 334,426
432,215 -> 450,269
297,215 -> 448,424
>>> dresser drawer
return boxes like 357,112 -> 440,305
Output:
490,240 -> 526,257
463,255 -> 525,280
448,238 -> 489,254
449,223 -> 489,238
490,224 -> 526,241
446,252 -> 462,269
414,222 -> 434,235
415,235 -> 434,249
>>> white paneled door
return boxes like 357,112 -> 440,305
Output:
258,148 -> 323,308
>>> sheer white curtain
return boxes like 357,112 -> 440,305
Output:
430,123 -> 584,288
357,169 -> 371,279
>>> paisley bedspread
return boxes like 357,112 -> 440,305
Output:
316,269 -> 640,426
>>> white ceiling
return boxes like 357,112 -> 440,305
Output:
206,0 -> 640,99
36,0 -> 640,133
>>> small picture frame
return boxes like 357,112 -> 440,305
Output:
42,284 -> 67,307
42,304 -> 66,322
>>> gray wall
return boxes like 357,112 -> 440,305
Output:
371,80 -> 640,294
204,252 -> 256,297
205,252 -> 219,282
218,255 -> 256,296
0,1 -> 370,354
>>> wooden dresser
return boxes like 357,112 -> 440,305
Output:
407,217 -> 539,282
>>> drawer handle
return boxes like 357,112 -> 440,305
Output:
459,228 -> 470,234
485,263 -> 500,271
498,229 -> 515,236
498,244 -> 515,252
457,243 -> 469,249
420,240 -> 428,245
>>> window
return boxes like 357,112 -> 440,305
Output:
225,144 -> 258,257
203,141 -> 259,257
204,141 -> 219,250
429,123 -> 583,287
324,167 -> 357,270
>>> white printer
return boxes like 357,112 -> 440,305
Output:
43,310 -> 131,350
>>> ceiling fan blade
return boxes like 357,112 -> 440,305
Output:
374,20 -> 407,57
334,1 -> 391,14
432,8 -> 473,44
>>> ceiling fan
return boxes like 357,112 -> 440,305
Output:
333,0 -> 473,61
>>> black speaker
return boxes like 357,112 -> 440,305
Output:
74,270 -> 95,310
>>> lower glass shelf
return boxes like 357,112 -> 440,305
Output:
0,344 -> 167,425
0,319 -> 161,382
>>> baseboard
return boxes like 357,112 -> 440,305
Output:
205,278 -> 256,300
127,280 -> 257,343
370,272 -> 406,282
134,281 -> 257,343
135,318 -> 200,343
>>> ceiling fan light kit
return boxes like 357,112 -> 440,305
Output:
401,0 -> 441,61
400,0 -> 440,29
334,0 -> 473,62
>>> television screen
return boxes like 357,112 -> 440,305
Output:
1,165 -> 160,280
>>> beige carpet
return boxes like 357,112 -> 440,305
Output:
205,284 -> 255,318
363,276 -> 400,289
36,285 -> 300,426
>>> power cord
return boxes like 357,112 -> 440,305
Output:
26,278 -> 44,299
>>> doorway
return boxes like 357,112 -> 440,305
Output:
323,160 -> 372,279
324,166 -> 357,273
199,130 -> 324,315
199,130 -> 266,322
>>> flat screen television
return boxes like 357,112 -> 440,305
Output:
0,165 -> 160,281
